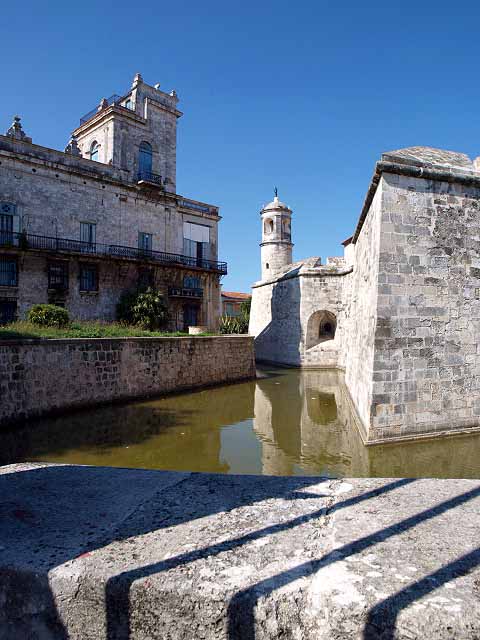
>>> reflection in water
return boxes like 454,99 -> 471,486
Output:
2,367 -> 480,478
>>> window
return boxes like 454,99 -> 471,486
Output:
0,257 -> 17,286
48,262 -> 68,290
225,302 -> 240,317
138,268 -> 154,290
138,232 -> 153,253
138,141 -> 152,179
0,300 -> 17,324
183,222 -> 210,265
183,275 -> 201,289
80,222 -> 96,245
90,141 -> 99,162
79,263 -> 98,292
264,219 -> 274,234
124,98 -> 132,110
0,202 -> 19,245
0,211 -> 13,243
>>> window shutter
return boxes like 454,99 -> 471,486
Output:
12,215 -> 20,246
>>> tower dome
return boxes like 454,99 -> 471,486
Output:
263,195 -> 291,212
260,189 -> 293,279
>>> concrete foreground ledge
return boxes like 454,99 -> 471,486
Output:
0,464 -> 480,639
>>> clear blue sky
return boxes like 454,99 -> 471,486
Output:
2,1 -> 480,292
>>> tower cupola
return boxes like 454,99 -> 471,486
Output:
260,189 -> 293,279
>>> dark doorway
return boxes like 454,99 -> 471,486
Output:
196,241 -> 204,267
183,304 -> 199,330
0,300 -> 17,324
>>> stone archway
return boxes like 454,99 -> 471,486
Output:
305,310 -> 337,349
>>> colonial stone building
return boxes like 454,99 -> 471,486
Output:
0,73 -> 226,330
250,147 -> 480,443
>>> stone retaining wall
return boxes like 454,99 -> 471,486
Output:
0,335 -> 255,426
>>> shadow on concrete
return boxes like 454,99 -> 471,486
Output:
226,484 -> 480,639
362,547 -> 480,639
1,465 -> 479,639
0,465 -> 325,638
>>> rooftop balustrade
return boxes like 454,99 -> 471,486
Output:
79,94 -> 135,125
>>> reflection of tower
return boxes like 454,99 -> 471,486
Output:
299,370 -> 369,476
253,384 -> 294,475
260,191 -> 293,280
251,369 -> 370,477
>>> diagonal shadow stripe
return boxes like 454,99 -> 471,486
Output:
105,478 -> 415,638
227,484 -> 480,639
363,547 -> 480,639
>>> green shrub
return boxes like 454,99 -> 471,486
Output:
240,298 -> 251,323
219,315 -> 248,334
27,304 -> 70,328
116,287 -> 168,330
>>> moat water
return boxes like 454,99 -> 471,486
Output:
2,366 -> 480,478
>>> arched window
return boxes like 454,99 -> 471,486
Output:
90,141 -> 99,162
138,141 -> 152,178
264,219 -> 274,234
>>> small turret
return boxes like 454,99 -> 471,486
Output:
260,189 -> 293,279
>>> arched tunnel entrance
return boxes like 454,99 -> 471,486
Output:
306,310 -> 337,349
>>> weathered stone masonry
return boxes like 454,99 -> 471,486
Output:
249,147 -> 480,443
0,336 -> 255,426
0,73 -> 226,330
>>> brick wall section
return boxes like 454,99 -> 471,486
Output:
0,336 -> 255,427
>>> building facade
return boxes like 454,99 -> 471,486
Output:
221,291 -> 251,317
250,148 -> 480,443
0,74 -> 226,330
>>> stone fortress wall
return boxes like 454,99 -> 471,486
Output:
249,147 -> 480,443
0,335 -> 255,427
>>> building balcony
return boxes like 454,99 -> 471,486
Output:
137,171 -> 164,188
168,286 -> 203,299
0,232 -> 228,275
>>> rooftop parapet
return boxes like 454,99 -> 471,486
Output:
77,73 -> 182,128
353,145 -> 480,243
381,146 -> 475,171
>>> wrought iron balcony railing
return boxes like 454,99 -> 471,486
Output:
0,232 -> 228,275
168,286 -> 203,299
137,171 -> 164,187
80,94 -> 135,125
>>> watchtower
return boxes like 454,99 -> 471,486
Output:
260,190 -> 293,279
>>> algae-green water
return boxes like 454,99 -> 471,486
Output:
2,367 -> 480,478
